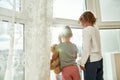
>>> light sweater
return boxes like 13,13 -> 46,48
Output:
80,26 -> 103,66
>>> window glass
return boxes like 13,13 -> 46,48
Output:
99,0 -> 120,21
53,0 -> 86,20
100,29 -> 120,53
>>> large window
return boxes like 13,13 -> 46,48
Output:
0,21 -> 24,80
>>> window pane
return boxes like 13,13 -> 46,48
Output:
0,21 -> 24,80
99,0 -> 120,21
100,29 -> 120,53
0,0 -> 20,11
53,0 -> 86,20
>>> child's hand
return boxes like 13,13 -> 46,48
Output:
80,65 -> 86,71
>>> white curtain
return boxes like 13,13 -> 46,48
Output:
23,0 -> 53,80
4,0 -> 17,80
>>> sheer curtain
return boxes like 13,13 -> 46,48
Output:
4,0 -> 19,80
23,0 -> 53,80
0,0 -> 53,80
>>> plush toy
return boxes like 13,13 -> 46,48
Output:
50,44 -> 61,74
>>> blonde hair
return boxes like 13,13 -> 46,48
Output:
60,25 -> 72,38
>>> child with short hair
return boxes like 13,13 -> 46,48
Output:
79,11 -> 103,80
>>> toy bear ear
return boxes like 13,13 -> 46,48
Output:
51,44 -> 57,52
51,46 -> 56,53
52,44 -> 57,47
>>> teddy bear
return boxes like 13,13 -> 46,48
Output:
50,44 -> 61,74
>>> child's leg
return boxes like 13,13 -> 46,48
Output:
72,65 -> 81,80
62,66 -> 73,80
62,65 -> 81,80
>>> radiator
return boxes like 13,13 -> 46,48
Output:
111,53 -> 120,80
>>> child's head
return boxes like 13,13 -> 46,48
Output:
59,26 -> 73,42
60,25 -> 73,41
79,11 -> 96,28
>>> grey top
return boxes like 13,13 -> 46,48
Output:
56,42 -> 78,69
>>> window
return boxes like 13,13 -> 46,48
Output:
0,21 -> 24,80
0,0 -> 20,11
53,0 -> 86,20
100,29 -> 120,53
99,0 -> 120,22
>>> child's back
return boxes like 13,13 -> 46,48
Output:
56,42 -> 77,69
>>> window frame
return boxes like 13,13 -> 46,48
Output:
0,0 -> 27,24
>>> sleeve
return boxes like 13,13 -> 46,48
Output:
80,29 -> 91,66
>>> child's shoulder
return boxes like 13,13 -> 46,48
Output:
83,26 -> 96,34
84,26 -> 94,30
69,43 -> 77,48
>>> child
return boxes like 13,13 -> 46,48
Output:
52,26 -> 81,80
79,11 -> 103,80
